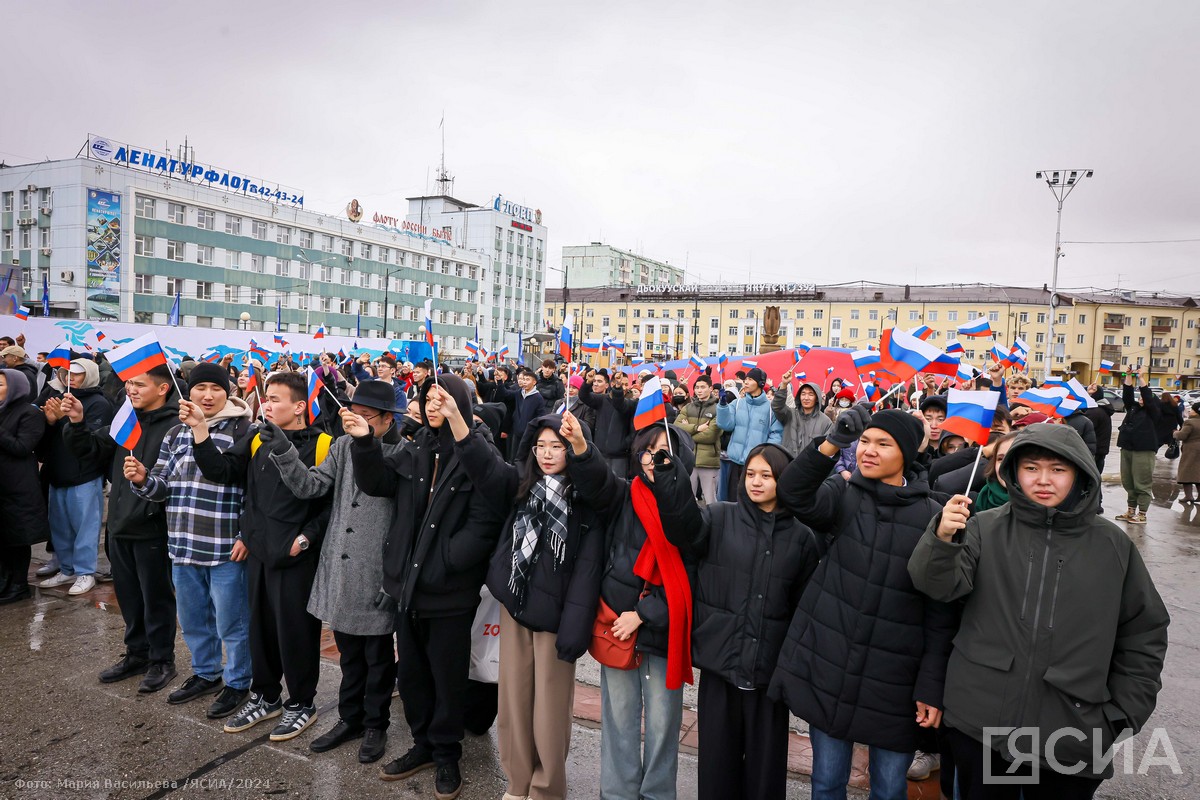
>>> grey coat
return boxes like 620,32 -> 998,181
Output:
271,429 -> 404,635
1174,416 -> 1200,484
772,381 -> 833,457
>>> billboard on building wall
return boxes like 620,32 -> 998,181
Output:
85,188 -> 122,320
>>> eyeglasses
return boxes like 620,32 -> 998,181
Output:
533,443 -> 566,455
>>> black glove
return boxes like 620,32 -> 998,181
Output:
827,404 -> 872,449
256,420 -> 294,457
718,388 -> 731,406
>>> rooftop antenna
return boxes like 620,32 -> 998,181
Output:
435,111 -> 454,197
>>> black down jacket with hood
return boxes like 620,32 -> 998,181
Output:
768,441 -> 958,753
650,444 -> 821,690
908,423 -> 1169,779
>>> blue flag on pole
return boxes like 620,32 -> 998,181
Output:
168,292 -> 181,326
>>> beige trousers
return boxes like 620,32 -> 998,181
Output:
497,606 -> 577,800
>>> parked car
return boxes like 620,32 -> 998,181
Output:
1100,387 -> 1125,412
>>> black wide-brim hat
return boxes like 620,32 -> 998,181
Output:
349,380 -> 399,413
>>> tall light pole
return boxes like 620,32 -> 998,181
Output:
1034,169 -> 1093,379
296,249 -> 339,334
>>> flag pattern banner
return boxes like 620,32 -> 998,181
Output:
108,333 -> 169,381
109,397 -> 143,451
942,389 -> 1000,446
956,317 -> 993,337
633,376 -> 668,430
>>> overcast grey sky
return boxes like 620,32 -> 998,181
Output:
5,0 -> 1199,293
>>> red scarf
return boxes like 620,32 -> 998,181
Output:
630,477 -> 694,690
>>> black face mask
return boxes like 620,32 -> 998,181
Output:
672,395 -> 689,406
399,416 -> 422,440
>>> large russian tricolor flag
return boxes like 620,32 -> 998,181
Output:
633,375 -> 668,430
109,397 -> 143,451
1015,386 -> 1070,416
108,333 -> 169,381
957,317 -> 993,338
941,389 -> 1000,446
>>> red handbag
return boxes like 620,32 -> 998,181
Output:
589,597 -> 642,670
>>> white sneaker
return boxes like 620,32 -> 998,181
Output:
39,573 -> 75,588
907,750 -> 940,780
68,575 -> 96,595
35,555 -> 60,577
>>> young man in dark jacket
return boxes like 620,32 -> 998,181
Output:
1083,385 -> 1114,475
1115,367 -> 1162,524
769,405 -> 957,800
37,358 -> 113,592
61,365 -> 179,692
190,371 -> 333,742
909,423 -> 1169,798
346,374 -> 503,798
491,366 -> 546,462
577,369 -> 636,476
534,358 -> 565,406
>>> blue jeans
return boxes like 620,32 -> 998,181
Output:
809,726 -> 913,800
47,478 -> 104,577
172,561 -> 252,690
600,655 -> 683,800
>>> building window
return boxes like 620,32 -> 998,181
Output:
729,309 -> 739,319
1057,313 -> 1067,325
134,235 -> 153,256
360,243 -> 372,259
276,259 -> 290,277
795,309 -> 805,320
379,246 -> 390,264
251,254 -> 263,273
850,309 -> 860,320
849,328 -> 859,339
227,250 -> 241,269
1018,312 -> 1028,323
224,286 -> 237,303
299,230 -> 313,249
927,310 -> 938,322
196,281 -> 213,301
1122,336 -> 1131,346
1139,317 -> 1148,327
2,230 -> 11,250
225,214 -> 242,235
1,192 -> 11,212
135,274 -> 152,293
197,245 -> 214,266
196,209 -> 215,230
166,240 -> 185,261
165,277 -> 181,296
1077,334 -> 1086,345
868,328 -> 878,340
20,228 -> 31,249
1037,312 -> 1047,324
136,196 -> 156,218
1078,314 -> 1087,325
252,220 -> 268,240
909,310 -> 920,321
253,289 -> 265,306
728,326 -> 737,337
814,309 -> 824,320
167,203 -> 186,224
341,239 -> 353,256
989,311 -> 1000,322
813,327 -> 823,339
947,311 -> 958,322
867,309 -> 878,321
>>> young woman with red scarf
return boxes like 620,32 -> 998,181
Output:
559,409 -> 696,800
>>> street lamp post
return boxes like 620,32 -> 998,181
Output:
1034,169 -> 1093,379
239,311 -> 251,331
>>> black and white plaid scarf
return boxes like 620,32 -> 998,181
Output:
508,474 -> 570,608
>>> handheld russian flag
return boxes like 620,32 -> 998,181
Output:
742,359 -> 758,369
558,313 -> 574,361
273,335 -> 289,348
1097,359 -> 1114,375
244,361 -> 259,393
794,341 -> 814,360
46,342 -> 73,370
957,316 -> 993,338
631,356 -> 646,367
956,362 -> 978,383
851,349 -> 881,372
879,327 -> 940,381
465,340 -> 480,358
423,299 -> 436,348
313,325 -> 325,340
826,366 -> 835,375
1015,386 -> 1070,417
108,333 -> 169,381
200,349 -> 222,363
248,339 -> 270,362
1043,375 -> 1066,388
942,389 -> 1000,446
95,330 -> 107,343
109,397 -> 143,451
689,353 -> 707,371
13,305 -> 29,321
605,338 -> 626,355
306,370 -> 322,424
989,344 -> 1007,364
864,384 -> 879,402
945,339 -> 965,355
580,339 -> 602,357
909,325 -> 934,341
633,375 -> 668,430
795,371 -> 807,381
497,344 -> 510,361
1066,378 -> 1098,409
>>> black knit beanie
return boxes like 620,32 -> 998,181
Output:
864,409 -> 925,468
188,362 -> 231,395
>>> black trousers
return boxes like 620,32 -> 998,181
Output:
108,536 -> 176,664
463,679 -> 498,735
246,554 -> 321,706
1,545 -> 31,589
696,670 -> 790,800
395,610 -> 474,765
946,726 -> 1103,800
333,629 -> 397,731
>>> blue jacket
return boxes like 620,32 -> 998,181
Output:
717,390 -> 783,465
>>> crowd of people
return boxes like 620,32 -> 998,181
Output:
0,329 -> 1183,800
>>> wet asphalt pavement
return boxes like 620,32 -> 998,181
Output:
0,428 -> 1196,799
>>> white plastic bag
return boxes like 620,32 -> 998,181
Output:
468,585 -> 501,684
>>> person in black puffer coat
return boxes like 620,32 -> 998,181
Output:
769,406 -> 957,800
348,375 -> 504,794
566,412 -> 696,800
577,369 -> 636,476
0,370 -> 50,604
454,412 -> 605,800
1115,368 -> 1162,523
651,441 -> 820,800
